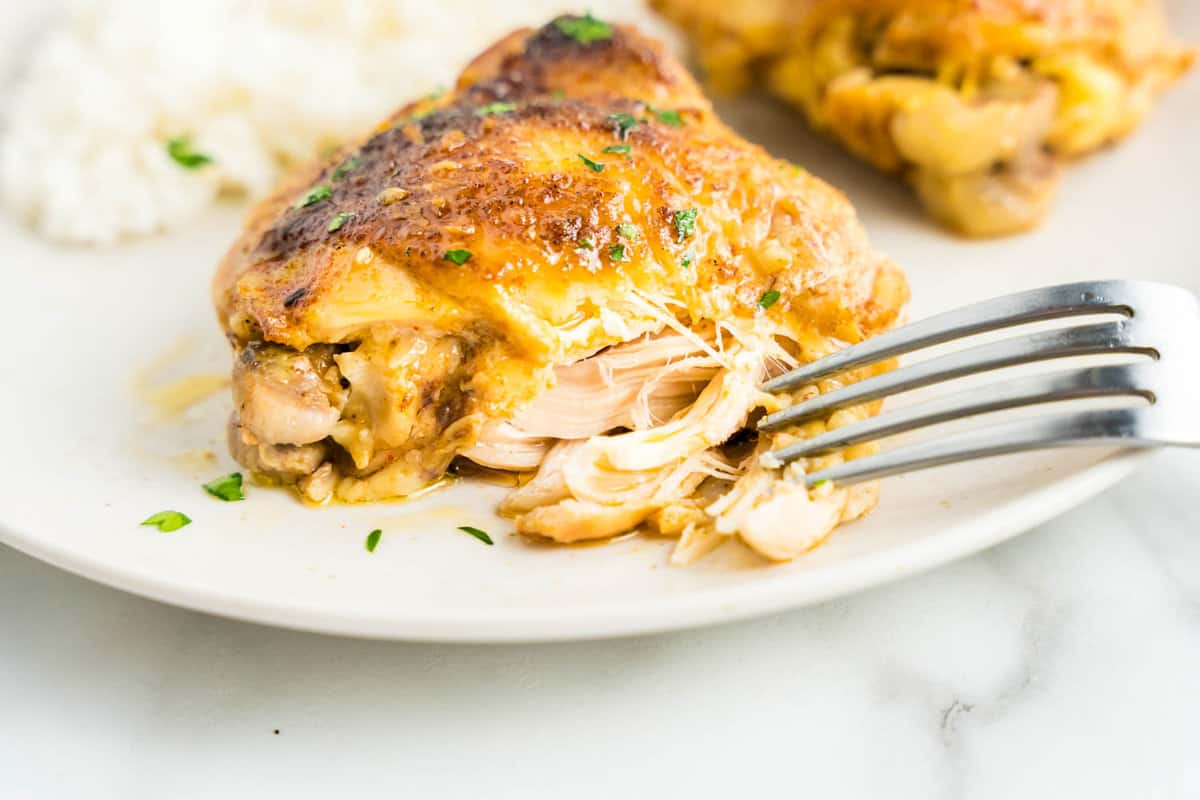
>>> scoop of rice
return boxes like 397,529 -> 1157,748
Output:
0,0 -> 676,245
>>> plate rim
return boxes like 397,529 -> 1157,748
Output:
0,449 -> 1151,642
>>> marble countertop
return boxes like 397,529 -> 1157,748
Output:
4,448 -> 1198,798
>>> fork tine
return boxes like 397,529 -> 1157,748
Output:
763,280 -> 1137,393
758,319 -> 1155,432
795,407 -> 1154,487
768,363 -> 1154,463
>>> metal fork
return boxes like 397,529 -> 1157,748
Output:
759,280 -> 1200,487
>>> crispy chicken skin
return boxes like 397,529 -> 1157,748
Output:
213,16 -> 909,561
651,0 -> 1195,236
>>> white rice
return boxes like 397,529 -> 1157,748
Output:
0,0 -> 676,245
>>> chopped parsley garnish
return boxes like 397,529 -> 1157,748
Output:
165,136 -> 212,169
578,237 -> 594,250
609,243 -> 629,262
476,101 -> 517,116
365,529 -> 382,552
654,108 -> 684,127
332,156 -> 362,181
296,184 -> 332,209
616,223 -> 640,239
203,472 -> 244,502
758,290 -> 782,309
680,253 -> 694,268
444,249 -> 473,265
141,510 -> 191,533
554,13 -> 614,44
327,212 -> 355,233
551,89 -> 567,101
673,208 -> 698,243
602,144 -> 631,156
810,479 -> 829,488
579,154 -> 605,173
458,525 -> 494,546
608,112 -> 639,140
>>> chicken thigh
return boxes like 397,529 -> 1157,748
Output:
651,0 -> 1195,236
213,15 -> 909,562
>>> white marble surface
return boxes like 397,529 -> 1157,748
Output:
2,448 -> 1199,798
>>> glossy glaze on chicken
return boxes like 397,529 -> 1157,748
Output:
213,16 -> 908,562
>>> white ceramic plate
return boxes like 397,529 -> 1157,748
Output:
1,17 -> 1196,642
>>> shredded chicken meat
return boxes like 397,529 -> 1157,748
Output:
477,328 -> 889,562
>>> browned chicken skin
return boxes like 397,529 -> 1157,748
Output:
213,16 -> 909,562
